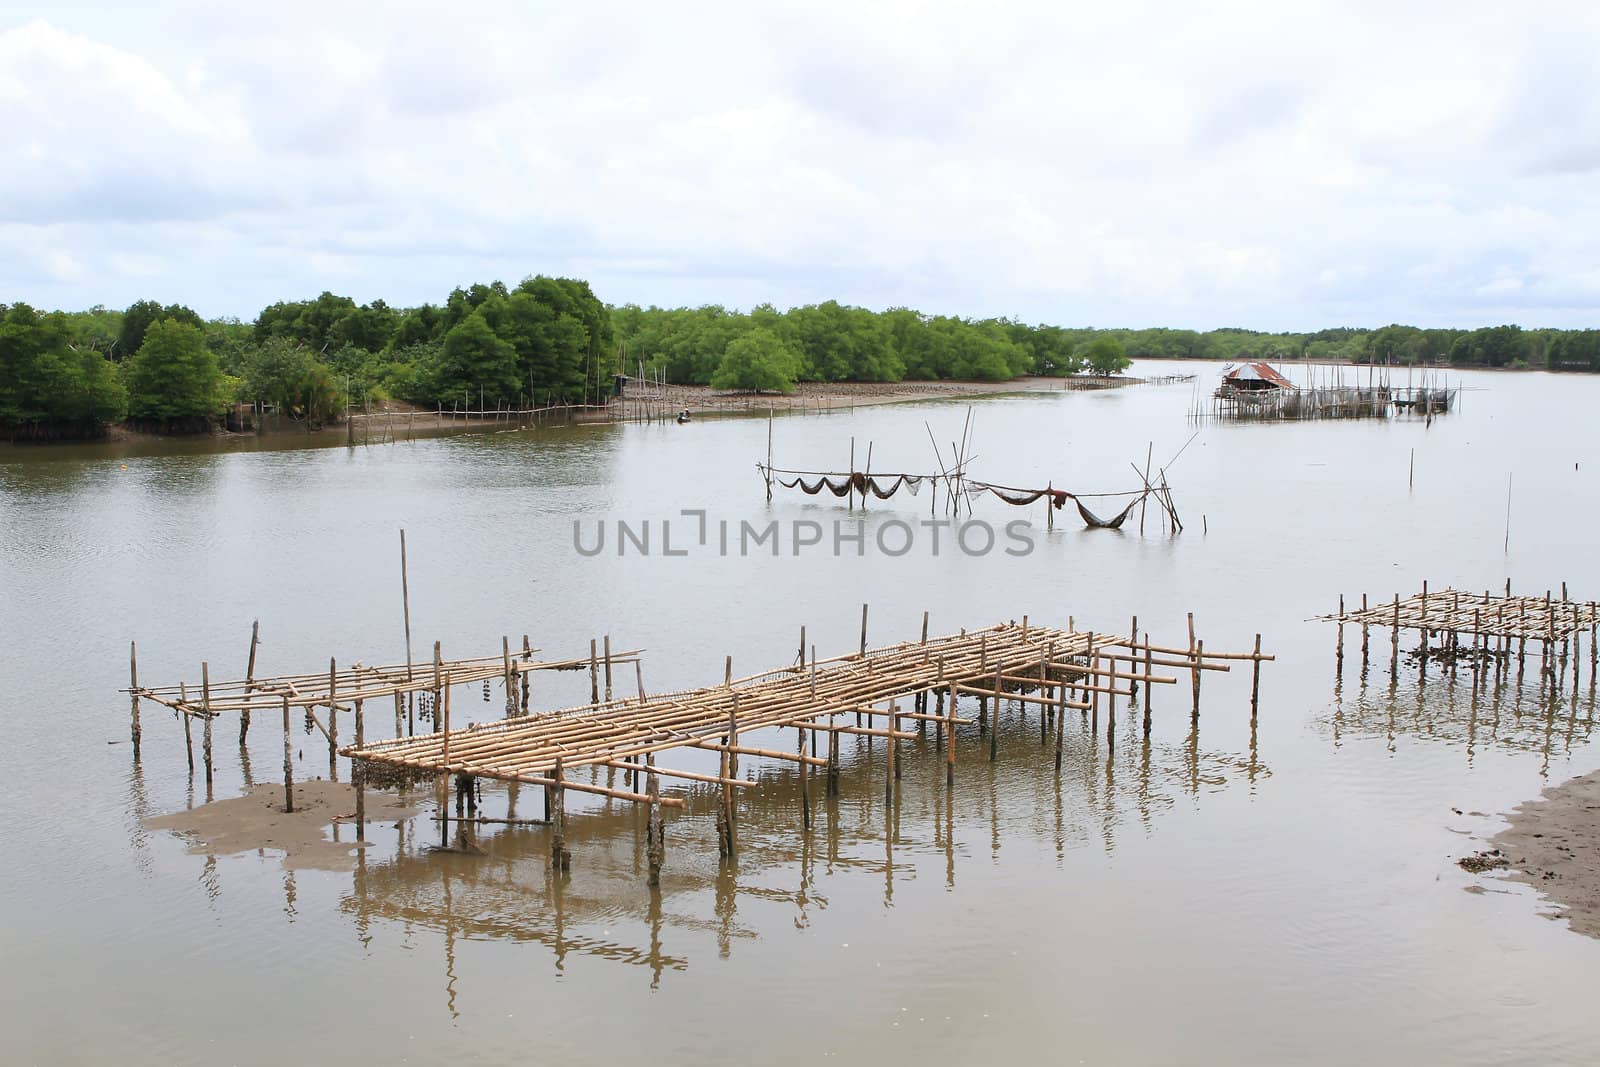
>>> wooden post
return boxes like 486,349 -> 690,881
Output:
886,704 -> 898,803
603,634 -> 613,702
281,695 -> 293,812
521,635 -> 532,713
181,683 -> 194,772
431,641 -> 442,733
1250,634 -> 1262,720
502,635 -> 514,716
327,657 -> 338,781
921,611 -> 929,647
1391,594 -> 1400,676
860,603 -> 869,658
646,765 -> 664,887
201,661 -> 214,788
1361,593 -> 1370,667
990,664 -> 1001,761
354,698 -> 365,841
241,618 -> 259,744
129,641 -> 141,759
718,697 -> 738,858
1192,640 -> 1204,718
1143,633 -> 1154,736
1105,652 -> 1116,746
725,655 -> 733,687
589,638 -> 599,704
798,726 -> 811,829
1129,615 -> 1139,701
551,756 -> 569,871
827,727 -> 840,796
1336,594 -> 1344,667
1054,668 -> 1067,771
635,660 -> 647,704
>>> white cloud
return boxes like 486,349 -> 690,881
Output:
3,1 -> 1600,328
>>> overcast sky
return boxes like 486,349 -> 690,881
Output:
3,2 -> 1598,330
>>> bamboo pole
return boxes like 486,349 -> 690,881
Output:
1250,634 -> 1262,720
354,697 -> 365,841
281,694 -> 293,812
129,641 -> 141,759
182,683 -> 194,773
241,619 -> 259,744
201,662 -> 214,789
327,657 -> 338,781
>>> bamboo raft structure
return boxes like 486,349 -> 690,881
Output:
125,635 -> 643,807
1317,581 -> 1599,697
340,612 -> 1273,885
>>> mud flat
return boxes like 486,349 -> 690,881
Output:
1470,770 -> 1600,939
144,781 -> 420,872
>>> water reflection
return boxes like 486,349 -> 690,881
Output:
1325,655 -> 1597,771
334,698 -> 1268,994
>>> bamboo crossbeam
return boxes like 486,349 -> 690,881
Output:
953,683 -> 1101,708
602,760 -> 756,789
136,649 -> 643,714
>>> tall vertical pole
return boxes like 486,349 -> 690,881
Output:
129,641 -> 141,760
201,661 -> 214,790
281,694 -> 294,812
400,529 -> 415,729
241,619 -> 259,745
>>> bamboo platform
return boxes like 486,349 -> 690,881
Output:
126,630 -> 642,804
1318,582 -> 1598,695
343,614 -> 1272,883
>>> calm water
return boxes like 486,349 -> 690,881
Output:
2,362 -> 1597,1065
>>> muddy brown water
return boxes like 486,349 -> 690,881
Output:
2,361 -> 1598,1065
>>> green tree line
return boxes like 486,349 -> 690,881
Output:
1,276 -> 612,439
6,282 -> 1600,439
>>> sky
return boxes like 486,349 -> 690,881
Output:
2,1 -> 1598,330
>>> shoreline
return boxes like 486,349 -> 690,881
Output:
1463,769 -> 1600,939
0,376 -> 1124,458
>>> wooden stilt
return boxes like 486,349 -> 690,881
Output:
400,529 -> 415,730
129,640 -> 141,759
1250,634 -> 1262,720
182,683 -> 194,773
354,697 -> 365,841
201,661 -> 214,789
281,694 -> 294,812
521,635 -> 531,713
645,763 -> 664,887
551,755 -> 569,871
860,603 -> 869,658
827,728 -> 840,796
1191,640 -> 1203,718
1143,633 -> 1154,736
590,638 -> 599,704
604,634 -> 613,702
327,657 -> 338,781
241,618 -> 259,744
798,726 -> 811,829
990,664 -> 1001,761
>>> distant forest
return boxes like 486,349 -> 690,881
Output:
3,281 -> 1599,439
